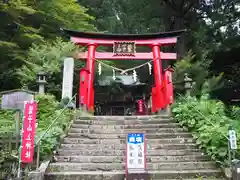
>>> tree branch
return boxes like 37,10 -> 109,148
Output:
171,0 -> 177,7
162,0 -> 178,13
183,1 -> 196,16
179,0 -> 185,12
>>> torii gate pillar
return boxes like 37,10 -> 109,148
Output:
79,68 -> 89,109
152,44 -> 164,111
86,44 -> 97,110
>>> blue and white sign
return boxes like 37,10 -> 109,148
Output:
127,133 -> 145,170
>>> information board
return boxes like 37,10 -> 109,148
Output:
126,133 -> 146,171
1,90 -> 34,110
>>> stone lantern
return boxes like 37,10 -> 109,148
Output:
184,73 -> 193,96
36,71 -> 47,94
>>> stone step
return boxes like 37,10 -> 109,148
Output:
153,179 -> 225,180
60,143 -> 197,150
45,169 -> 223,180
57,149 -> 203,156
63,137 -> 195,144
74,119 -> 174,125
47,162 -> 217,171
71,123 -> 181,129
69,127 -> 186,134
159,179 -> 225,180
45,170 -> 224,180
67,132 -> 192,139
55,155 -> 209,163
78,115 -> 170,120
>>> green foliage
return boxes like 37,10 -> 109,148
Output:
173,52 -> 224,96
172,94 -> 239,166
34,94 -> 72,159
35,94 -> 59,129
17,38 -> 79,85
36,0 -> 95,31
0,101 -> 17,178
0,109 -> 15,136
229,106 -> 240,120
17,38 -> 85,98
0,0 -> 95,91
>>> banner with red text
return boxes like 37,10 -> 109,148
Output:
137,100 -> 144,113
21,101 -> 38,163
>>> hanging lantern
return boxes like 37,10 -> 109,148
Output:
98,63 -> 102,75
148,62 -> 152,75
112,69 -> 116,80
133,70 -> 137,82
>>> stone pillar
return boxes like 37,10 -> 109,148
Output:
36,71 -> 47,94
62,57 -> 74,100
86,43 -> 97,110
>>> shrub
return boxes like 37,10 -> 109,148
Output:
172,94 -> 238,166
34,94 -> 72,159
230,106 -> 240,120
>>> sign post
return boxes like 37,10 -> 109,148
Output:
229,128 -> 237,163
15,110 -> 20,150
126,132 -> 148,180
228,127 -> 237,172
229,129 -> 237,151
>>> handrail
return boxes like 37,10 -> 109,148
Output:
35,93 -> 77,167
35,94 -> 77,145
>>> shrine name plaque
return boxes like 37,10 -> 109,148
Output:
113,42 -> 136,56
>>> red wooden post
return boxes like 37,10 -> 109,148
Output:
90,87 -> 95,112
79,68 -> 89,108
152,44 -> 163,112
86,43 -> 97,109
151,87 -> 156,113
77,52 -> 177,60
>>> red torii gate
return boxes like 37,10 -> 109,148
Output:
62,29 -> 185,113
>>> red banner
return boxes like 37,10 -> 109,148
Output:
21,101 -> 38,163
137,100 -> 144,113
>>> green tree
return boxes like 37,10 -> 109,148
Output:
0,0 -> 95,91
173,52 -> 224,96
17,38 -> 85,99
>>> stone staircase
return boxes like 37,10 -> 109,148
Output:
45,115 -> 225,180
